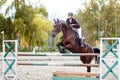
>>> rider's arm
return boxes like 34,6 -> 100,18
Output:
69,18 -> 80,28
71,18 -> 80,28
66,18 -> 80,28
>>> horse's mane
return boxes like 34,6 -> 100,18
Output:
54,19 -> 67,27
59,20 -> 72,30
59,20 -> 68,26
53,19 -> 73,31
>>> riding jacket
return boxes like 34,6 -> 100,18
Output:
66,18 -> 80,29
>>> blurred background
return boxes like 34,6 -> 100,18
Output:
0,0 -> 120,52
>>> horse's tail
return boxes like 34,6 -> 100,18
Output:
93,47 -> 100,53
93,47 -> 100,64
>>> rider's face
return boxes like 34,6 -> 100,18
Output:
68,16 -> 73,19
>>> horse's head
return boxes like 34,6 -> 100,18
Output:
52,19 -> 68,37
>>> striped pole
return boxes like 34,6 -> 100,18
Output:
18,53 -> 99,57
18,63 -> 99,67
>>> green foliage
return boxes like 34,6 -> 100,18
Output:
75,0 -> 120,46
0,0 -> 53,52
30,14 -> 53,46
0,13 -> 5,49
0,0 -> 7,6
0,13 -> 5,31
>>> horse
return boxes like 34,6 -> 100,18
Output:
52,19 -> 100,72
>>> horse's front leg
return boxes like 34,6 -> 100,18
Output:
57,42 -> 66,53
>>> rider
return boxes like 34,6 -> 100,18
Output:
66,12 -> 84,47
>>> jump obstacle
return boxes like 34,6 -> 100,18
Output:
100,38 -> 120,80
1,38 -> 120,80
18,52 -> 100,80
0,40 -> 18,80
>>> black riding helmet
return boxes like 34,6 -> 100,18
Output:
68,12 -> 73,16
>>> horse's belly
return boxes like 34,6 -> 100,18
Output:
68,46 -> 94,53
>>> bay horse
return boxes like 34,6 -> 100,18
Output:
52,19 -> 100,72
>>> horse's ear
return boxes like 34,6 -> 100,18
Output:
57,18 -> 59,23
53,19 -> 57,24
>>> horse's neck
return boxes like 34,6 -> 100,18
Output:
62,28 -> 75,37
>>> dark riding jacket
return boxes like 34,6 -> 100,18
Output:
66,18 -> 80,28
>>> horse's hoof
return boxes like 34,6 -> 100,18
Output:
59,48 -> 66,53
60,51 -> 66,54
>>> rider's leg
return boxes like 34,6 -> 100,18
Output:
78,28 -> 82,38
78,28 -> 84,47
72,28 -> 84,47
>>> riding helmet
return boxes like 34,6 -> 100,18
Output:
68,12 -> 73,16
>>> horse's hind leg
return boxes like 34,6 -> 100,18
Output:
87,67 -> 91,72
95,56 -> 100,64
80,56 -> 92,72
93,48 -> 100,64
86,67 -> 91,77
57,42 -> 66,53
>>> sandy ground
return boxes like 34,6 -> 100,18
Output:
0,65 -> 91,80
18,66 -> 92,80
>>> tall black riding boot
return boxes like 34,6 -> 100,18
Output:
80,38 -> 84,47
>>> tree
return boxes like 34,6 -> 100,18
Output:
0,0 -> 52,51
31,14 -> 53,46
75,0 -> 120,46
13,5 -> 49,48
0,13 -> 6,50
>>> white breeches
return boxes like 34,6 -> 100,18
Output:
78,28 -> 82,38
72,27 -> 82,38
